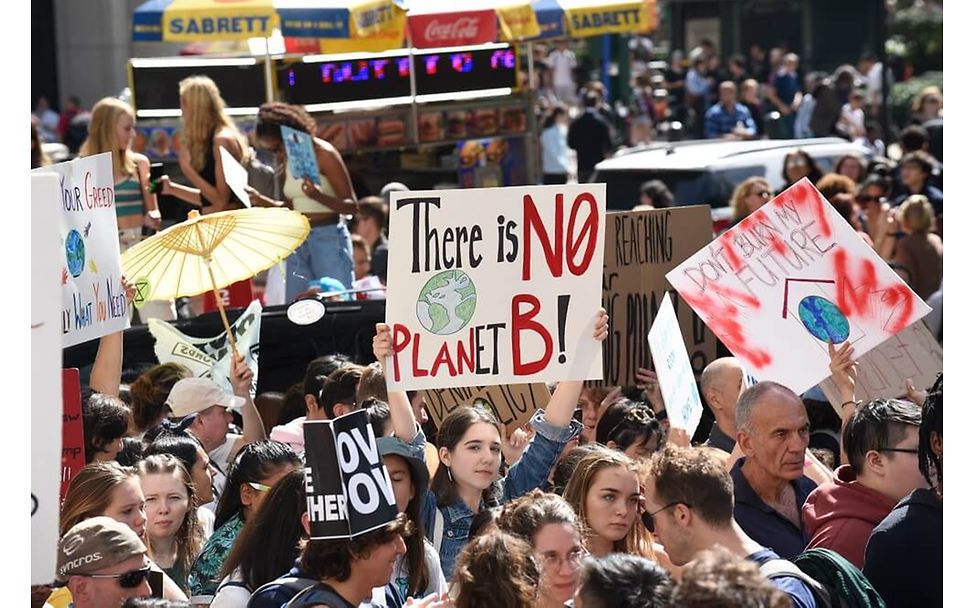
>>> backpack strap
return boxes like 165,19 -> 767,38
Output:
249,576 -> 318,608
285,583 -> 347,608
432,508 -> 445,554
759,558 -> 833,608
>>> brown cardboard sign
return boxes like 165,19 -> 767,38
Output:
423,383 -> 551,429
599,207 -> 716,387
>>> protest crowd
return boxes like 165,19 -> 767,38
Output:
31,28 -> 945,608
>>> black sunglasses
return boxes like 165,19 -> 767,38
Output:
877,448 -> 919,455
641,502 -> 687,534
84,566 -> 152,588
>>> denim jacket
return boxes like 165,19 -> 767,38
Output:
414,410 -> 581,580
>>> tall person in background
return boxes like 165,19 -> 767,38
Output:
161,76 -> 250,214
79,96 -> 174,321
245,102 -> 357,301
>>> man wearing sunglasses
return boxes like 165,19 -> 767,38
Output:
54,516 -> 152,606
639,446 -> 818,608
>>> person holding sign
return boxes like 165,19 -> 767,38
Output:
159,76 -> 251,214
246,102 -> 358,300
78,97 -> 173,322
372,308 -> 608,580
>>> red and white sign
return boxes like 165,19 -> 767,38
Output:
665,178 -> 931,394
408,11 -> 497,48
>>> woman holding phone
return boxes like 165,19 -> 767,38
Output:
245,102 -> 357,301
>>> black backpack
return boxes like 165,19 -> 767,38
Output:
247,575 -> 318,608
759,548 -> 887,608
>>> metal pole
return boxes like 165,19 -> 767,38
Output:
406,28 -> 420,145
878,0 -> 890,144
264,37 -> 274,103
525,41 -> 541,184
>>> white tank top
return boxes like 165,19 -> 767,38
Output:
283,163 -> 337,214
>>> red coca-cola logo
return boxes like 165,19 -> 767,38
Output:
424,16 -> 481,41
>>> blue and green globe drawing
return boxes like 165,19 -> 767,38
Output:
798,295 -> 850,343
415,269 -> 477,335
65,229 -> 86,278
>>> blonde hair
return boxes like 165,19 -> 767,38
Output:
138,454 -> 202,580
178,75 -> 250,172
911,85 -> 943,115
900,194 -> 935,233
79,97 -> 137,178
730,177 -> 771,221
562,445 -> 654,558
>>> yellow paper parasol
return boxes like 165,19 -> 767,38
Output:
121,207 -> 310,352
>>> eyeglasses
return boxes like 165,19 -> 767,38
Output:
83,566 -> 152,588
248,482 -> 272,492
877,448 -> 919,455
786,159 -> 808,168
641,502 -> 687,533
536,548 -> 588,572
749,190 -> 772,198
856,195 -> 886,204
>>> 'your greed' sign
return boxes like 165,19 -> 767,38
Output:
32,152 -> 129,347
303,410 -> 399,539
385,185 -> 606,391
666,178 -> 931,394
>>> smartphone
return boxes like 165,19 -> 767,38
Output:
148,569 -> 164,597
147,162 -> 165,193
572,407 -> 583,423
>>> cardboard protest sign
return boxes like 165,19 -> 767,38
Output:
422,383 -> 551,429
148,300 -> 262,398
648,293 -> 704,435
303,410 -> 399,539
32,174 -> 62,584
601,207 -> 715,387
282,125 -> 320,185
219,146 -> 252,208
61,369 -> 85,503
32,152 -> 129,347
819,320 -> 942,407
385,185 -> 606,391
666,178 -> 931,394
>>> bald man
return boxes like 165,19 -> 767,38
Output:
700,357 -> 747,453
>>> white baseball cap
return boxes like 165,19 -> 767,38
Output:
165,377 -> 244,418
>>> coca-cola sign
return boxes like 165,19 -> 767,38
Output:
409,11 -> 497,48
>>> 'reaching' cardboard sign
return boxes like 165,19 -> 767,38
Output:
303,409 -> 399,539
665,178 -> 931,394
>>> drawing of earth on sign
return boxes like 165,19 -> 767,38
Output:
65,229 -> 86,278
798,295 -> 850,343
416,269 -> 477,335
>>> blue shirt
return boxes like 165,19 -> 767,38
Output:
748,549 -> 818,608
418,410 -> 581,579
774,71 -> 801,105
704,102 -> 756,139
731,459 -> 817,559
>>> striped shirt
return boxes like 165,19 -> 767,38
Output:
115,175 -> 143,217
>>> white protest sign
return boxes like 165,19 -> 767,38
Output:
148,300 -> 262,398
665,178 -> 931,394
648,292 -> 704,434
819,320 -> 942,406
31,174 -> 62,584
32,152 -> 129,347
220,146 -> 252,208
385,185 -> 606,391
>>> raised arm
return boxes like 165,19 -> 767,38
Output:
828,341 -> 859,467
542,308 -> 609,428
89,277 -> 135,396
305,140 -> 358,215
229,353 -> 266,455
373,322 -> 419,442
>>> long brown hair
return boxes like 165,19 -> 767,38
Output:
430,406 -> 503,508
562,446 -> 654,558
453,529 -> 539,608
137,454 -> 203,579
79,97 -> 137,178
178,75 -> 250,171
60,461 -> 139,537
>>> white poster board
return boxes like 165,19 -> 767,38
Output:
648,292 -> 703,434
148,300 -> 262,398
31,174 -> 62,584
219,146 -> 252,208
385,185 -> 606,391
665,178 -> 931,394
32,152 -> 129,346
819,320 -> 942,406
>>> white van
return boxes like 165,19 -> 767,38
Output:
592,137 -> 872,231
